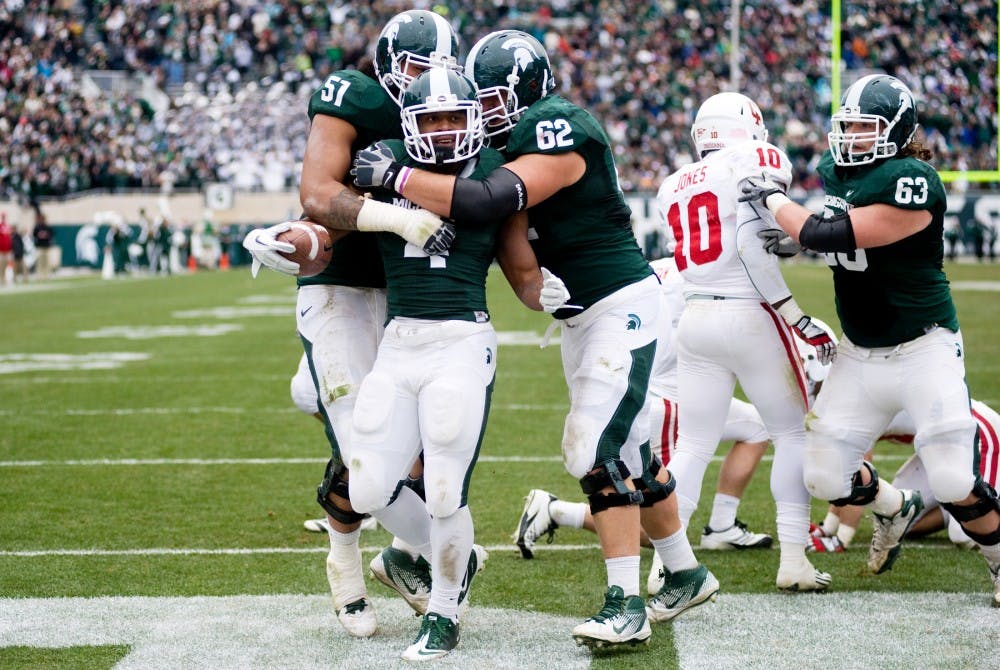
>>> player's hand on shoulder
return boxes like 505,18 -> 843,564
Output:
242,223 -> 300,278
739,173 -> 787,206
351,141 -> 405,191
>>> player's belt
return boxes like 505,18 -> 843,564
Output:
686,294 -> 730,301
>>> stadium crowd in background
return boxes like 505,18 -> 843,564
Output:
1,1 -> 996,203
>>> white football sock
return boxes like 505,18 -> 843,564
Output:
549,500 -> 586,529
606,555 -> 641,597
708,493 -> 740,531
650,527 -> 698,573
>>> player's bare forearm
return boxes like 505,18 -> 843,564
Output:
771,200 -> 811,241
301,188 -> 364,231
496,213 -> 544,311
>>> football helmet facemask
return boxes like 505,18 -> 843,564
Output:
690,92 -> 768,158
401,68 -> 485,165
375,10 -> 461,106
464,30 -> 555,148
828,74 -> 918,166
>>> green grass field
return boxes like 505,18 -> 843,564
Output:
1,260 -> 999,669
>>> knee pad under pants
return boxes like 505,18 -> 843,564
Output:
914,418 -> 978,503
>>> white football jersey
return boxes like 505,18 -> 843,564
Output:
656,140 -> 792,299
648,257 -> 684,398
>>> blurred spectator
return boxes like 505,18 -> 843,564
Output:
944,218 -> 962,261
31,208 -> 54,279
148,213 -> 172,275
105,218 -> 131,275
0,212 -> 11,286
0,1 -> 995,200
11,223 -> 27,283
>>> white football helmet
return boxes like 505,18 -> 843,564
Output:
401,68 -> 484,165
691,92 -> 769,157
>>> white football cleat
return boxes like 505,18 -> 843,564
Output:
304,516 -> 377,533
401,612 -> 460,661
572,586 -> 651,648
700,519 -> 773,550
986,555 -> 1000,608
868,489 -> 923,574
645,565 -> 719,623
646,551 -> 665,595
304,518 -> 330,533
776,558 -> 832,592
370,547 -> 432,615
326,549 -> 376,637
513,489 -> 558,559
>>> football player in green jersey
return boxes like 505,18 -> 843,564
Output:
353,30 -> 718,647
241,10 -> 468,639
741,74 -> 1000,607
348,67 -> 558,661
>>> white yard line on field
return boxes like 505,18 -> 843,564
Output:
0,593 -> 995,670
0,541 -> 953,558
0,454 -> 914,468
0,403 -> 567,415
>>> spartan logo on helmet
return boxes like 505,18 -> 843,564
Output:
465,30 -> 555,148
828,74 -> 918,166
374,10 -> 461,106
401,68 -> 485,165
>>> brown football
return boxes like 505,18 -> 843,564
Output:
276,222 -> 334,277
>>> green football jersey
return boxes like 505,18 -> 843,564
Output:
817,151 -> 958,347
504,96 -> 652,313
298,70 -> 402,289
372,141 -> 507,322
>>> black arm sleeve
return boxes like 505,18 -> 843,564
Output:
798,211 -> 857,252
450,167 -> 527,226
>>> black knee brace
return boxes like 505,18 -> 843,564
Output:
316,458 -> 367,524
581,458 -> 644,514
631,457 -> 676,508
941,478 -> 1000,545
829,461 -> 880,507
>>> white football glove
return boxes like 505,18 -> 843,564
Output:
242,223 -> 300,278
539,267 -> 580,313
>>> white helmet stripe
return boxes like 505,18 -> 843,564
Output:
843,74 -> 879,108
426,66 -> 451,98
429,13 -> 453,54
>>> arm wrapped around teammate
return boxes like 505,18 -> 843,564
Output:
351,141 -> 405,191
799,212 -> 857,253
450,167 -> 528,226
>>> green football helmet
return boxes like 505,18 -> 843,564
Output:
374,10 -> 461,106
401,68 -> 484,165
464,30 -> 555,148
828,74 -> 918,166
